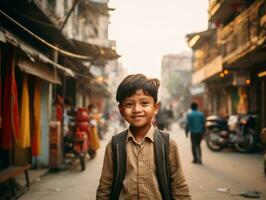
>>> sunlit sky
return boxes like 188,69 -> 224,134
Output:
108,0 -> 208,79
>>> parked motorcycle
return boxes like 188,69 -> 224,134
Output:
73,129 -> 88,171
205,114 -> 256,153
235,113 -> 258,152
64,121 -> 88,171
64,108 -> 91,171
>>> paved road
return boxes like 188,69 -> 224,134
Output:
174,124 -> 265,200
20,123 -> 265,200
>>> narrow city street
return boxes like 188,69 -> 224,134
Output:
1,0 -> 266,199
20,122 -> 265,200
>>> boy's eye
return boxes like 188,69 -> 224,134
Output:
141,102 -> 150,106
125,103 -> 133,107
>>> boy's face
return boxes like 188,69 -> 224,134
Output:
118,89 -> 159,128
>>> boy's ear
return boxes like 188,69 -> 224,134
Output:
154,102 -> 160,115
118,104 -> 124,117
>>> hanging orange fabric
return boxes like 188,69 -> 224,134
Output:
32,79 -> 41,156
90,125 -> 100,151
1,47 -> 20,149
19,74 -> 31,148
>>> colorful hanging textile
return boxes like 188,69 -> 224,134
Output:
1,47 -> 20,150
32,79 -> 41,156
90,125 -> 100,151
19,74 -> 31,148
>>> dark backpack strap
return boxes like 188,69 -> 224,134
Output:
111,130 -> 127,200
154,129 -> 172,200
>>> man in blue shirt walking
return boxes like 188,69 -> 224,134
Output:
186,102 -> 205,164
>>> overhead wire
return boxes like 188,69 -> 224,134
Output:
0,1 -> 115,80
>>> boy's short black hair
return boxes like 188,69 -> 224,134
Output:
116,74 -> 160,104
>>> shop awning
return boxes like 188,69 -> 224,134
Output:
17,58 -> 61,85
72,39 -> 120,60
0,29 -> 75,77
89,83 -> 111,98
186,29 -> 214,49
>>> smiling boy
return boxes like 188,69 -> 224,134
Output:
96,74 -> 191,200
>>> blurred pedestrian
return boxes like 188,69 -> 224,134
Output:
88,104 -> 100,157
97,74 -> 191,200
63,98 -> 76,135
185,102 -> 205,164
165,105 -> 174,130
155,103 -> 168,130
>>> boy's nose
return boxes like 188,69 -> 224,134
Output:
133,104 -> 141,112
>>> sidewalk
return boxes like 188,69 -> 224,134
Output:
17,122 -> 120,200
16,121 -> 122,191
0,168 -> 49,200
16,168 -> 49,187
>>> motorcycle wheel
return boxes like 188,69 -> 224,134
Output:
205,132 -> 223,151
234,132 -> 254,153
79,154 -> 86,171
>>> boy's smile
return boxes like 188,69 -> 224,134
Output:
119,89 -> 159,129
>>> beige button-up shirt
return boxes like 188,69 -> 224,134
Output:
97,125 -> 191,200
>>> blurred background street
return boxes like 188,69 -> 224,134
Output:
0,0 -> 266,199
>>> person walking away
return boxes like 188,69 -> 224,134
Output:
185,102 -> 205,164
97,74 -> 191,200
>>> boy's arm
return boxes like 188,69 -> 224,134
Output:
96,141 -> 113,200
169,138 -> 191,200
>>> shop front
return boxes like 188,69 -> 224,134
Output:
0,30 -> 71,169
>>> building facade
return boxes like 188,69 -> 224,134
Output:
0,0 -> 119,169
186,0 -> 266,131
160,53 -> 192,115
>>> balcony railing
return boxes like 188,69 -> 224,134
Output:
217,0 -> 266,64
208,0 -> 222,18
193,36 -> 220,72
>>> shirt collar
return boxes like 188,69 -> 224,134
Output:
126,124 -> 155,143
